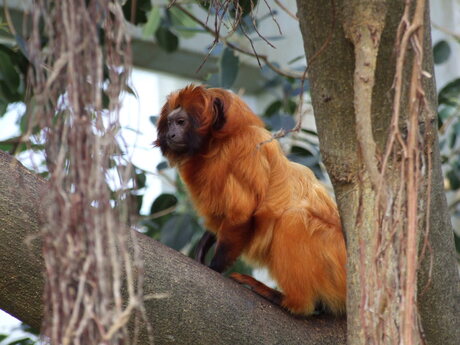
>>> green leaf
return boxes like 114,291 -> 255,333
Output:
438,78 -> 460,106
124,84 -> 137,97
447,169 -> 460,190
0,334 -> 8,342
156,161 -> 169,171
155,26 -> 179,53
301,128 -> 318,136
38,171 -> 49,179
6,337 -> 36,345
134,194 -> 143,213
225,258 -> 253,276
141,218 -> 161,238
122,0 -> 151,25
454,231 -> 460,253
288,55 -> 305,65
454,120 -> 460,135
449,121 -> 460,148
161,213 -> 197,250
142,7 -> 161,38
18,98 -> 43,136
199,1 -> 211,11
433,40 -> 451,65
264,100 -> 282,117
149,115 -> 158,125
14,34 -> 29,60
0,81 -> 18,103
449,133 -> 457,150
290,145 -> 313,157
0,99 -> 7,117
236,15 -> 256,34
19,108 -> 29,134
284,99 -> 297,115
102,91 -> 110,109
219,47 -> 239,89
238,0 -> 259,17
438,106 -> 456,122
135,171 -> 146,189
170,7 -> 198,38
151,193 -> 177,214
206,73 -> 220,88
19,323 -> 39,335
0,50 -> 19,90
0,142 -> 13,153
0,138 -> 42,154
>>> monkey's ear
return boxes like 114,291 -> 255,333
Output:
212,98 -> 226,131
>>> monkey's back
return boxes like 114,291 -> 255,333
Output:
241,127 -> 347,314
179,112 -> 347,315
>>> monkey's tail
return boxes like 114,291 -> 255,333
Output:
230,273 -> 283,307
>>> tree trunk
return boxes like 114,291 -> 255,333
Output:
296,1 -> 460,345
0,150 -> 346,344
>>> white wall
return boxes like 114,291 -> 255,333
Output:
431,0 -> 460,88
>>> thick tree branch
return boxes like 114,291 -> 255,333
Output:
296,1 -> 460,345
0,150 -> 346,345
343,1 -> 388,207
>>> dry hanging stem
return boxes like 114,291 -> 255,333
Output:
384,1 -> 430,344
27,1 -> 151,344
344,0 -> 432,344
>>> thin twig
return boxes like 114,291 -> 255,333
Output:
173,3 -> 306,79
258,0 -> 335,144
261,0 -> 282,35
274,0 -> 298,21
432,22 -> 460,40
3,1 -> 17,37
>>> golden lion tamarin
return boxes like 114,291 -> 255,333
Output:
155,85 -> 346,315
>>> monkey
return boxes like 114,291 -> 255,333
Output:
155,85 -> 346,316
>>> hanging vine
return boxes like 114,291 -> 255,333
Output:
27,1 -> 151,344
344,0 -> 433,344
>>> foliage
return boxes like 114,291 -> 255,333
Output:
435,39 -> 460,255
0,322 -> 38,345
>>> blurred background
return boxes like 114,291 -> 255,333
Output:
0,0 -> 459,343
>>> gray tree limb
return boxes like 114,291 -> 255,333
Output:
0,150 -> 346,345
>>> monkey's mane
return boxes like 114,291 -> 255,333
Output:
160,85 -> 264,139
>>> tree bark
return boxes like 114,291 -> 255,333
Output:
0,150 -> 346,344
296,1 -> 460,345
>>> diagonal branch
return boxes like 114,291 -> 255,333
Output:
0,150 -> 346,345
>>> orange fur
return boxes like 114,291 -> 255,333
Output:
156,85 -> 346,315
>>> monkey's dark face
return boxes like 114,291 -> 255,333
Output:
157,107 -> 204,156
165,108 -> 190,153
155,89 -> 227,160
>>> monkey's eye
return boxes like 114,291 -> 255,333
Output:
176,119 -> 185,126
